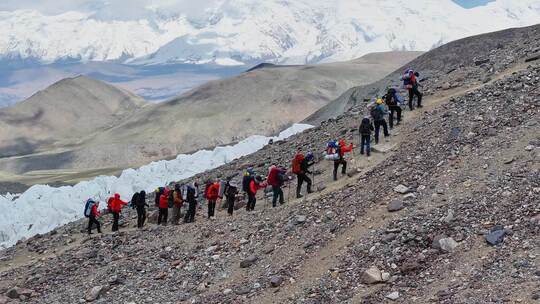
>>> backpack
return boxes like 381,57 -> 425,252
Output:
84,199 -> 96,217
155,187 -> 164,206
402,69 -> 415,87
129,192 -> 139,209
242,175 -> 254,193
167,190 -> 174,208
107,197 -> 113,212
359,118 -> 372,135
385,88 -> 397,106
292,153 -> 304,174
371,105 -> 384,121
181,185 -> 188,201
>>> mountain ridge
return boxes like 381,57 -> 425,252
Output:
1,0 -> 539,66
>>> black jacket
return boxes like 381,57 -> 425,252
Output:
300,158 -> 314,174
359,118 -> 374,135
135,191 -> 149,210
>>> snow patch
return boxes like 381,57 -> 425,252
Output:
0,123 -> 313,248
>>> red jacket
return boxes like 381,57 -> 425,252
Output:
109,194 -> 127,213
91,204 -> 100,217
159,189 -> 170,209
338,140 -> 353,157
249,180 -> 265,195
207,183 -> 220,201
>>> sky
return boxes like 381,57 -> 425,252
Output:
452,0 -> 495,8
0,0 -> 498,16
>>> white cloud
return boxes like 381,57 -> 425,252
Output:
0,0 -> 222,20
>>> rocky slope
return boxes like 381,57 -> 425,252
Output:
0,52 -> 418,188
0,25 -> 539,304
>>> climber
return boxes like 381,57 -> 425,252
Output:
371,98 -> 390,144
135,190 -> 149,228
402,68 -> 423,110
267,165 -> 288,207
292,152 -> 314,198
108,193 -> 127,232
171,184 -> 183,225
359,116 -> 374,157
333,140 -> 353,181
206,180 -> 220,219
184,182 -> 199,223
224,179 -> 239,216
384,88 -> 403,129
84,199 -> 102,235
158,187 -> 169,226
246,175 -> 266,211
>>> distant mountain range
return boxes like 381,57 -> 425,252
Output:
0,51 -> 420,185
1,0 -> 539,66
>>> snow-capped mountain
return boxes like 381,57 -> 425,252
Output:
1,0 -> 540,66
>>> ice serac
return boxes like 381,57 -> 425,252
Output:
0,124 -> 312,248
0,0 -> 539,65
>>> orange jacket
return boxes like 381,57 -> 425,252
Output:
109,194 -> 127,213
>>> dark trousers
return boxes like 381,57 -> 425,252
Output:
207,200 -> 216,218
226,196 -> 235,215
184,201 -> 197,223
246,193 -> 256,211
333,160 -> 347,180
388,105 -> 402,128
158,208 -> 168,225
112,212 -> 120,232
360,134 -> 371,156
136,208 -> 146,228
374,120 -> 389,144
87,215 -> 101,234
296,173 -> 312,197
272,186 -> 284,207
408,86 -> 423,110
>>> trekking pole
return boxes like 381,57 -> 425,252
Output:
287,179 -> 291,204
264,188 -> 268,209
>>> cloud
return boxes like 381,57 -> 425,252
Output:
0,0 -> 223,20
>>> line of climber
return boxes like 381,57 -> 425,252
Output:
82,68 -> 423,234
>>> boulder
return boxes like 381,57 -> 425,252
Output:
386,291 -> 400,301
86,286 -> 104,302
485,228 -> 506,246
295,215 -> 306,225
240,255 -> 258,268
387,200 -> 404,212
393,185 -> 410,194
270,276 -> 283,288
362,266 -> 383,284
438,237 -> 459,253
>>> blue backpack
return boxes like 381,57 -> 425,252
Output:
402,69 -> 415,86
84,199 -> 96,217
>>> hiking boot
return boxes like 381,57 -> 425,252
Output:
296,194 -> 303,199
418,105 -> 423,108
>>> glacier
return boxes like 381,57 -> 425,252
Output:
0,123 -> 313,249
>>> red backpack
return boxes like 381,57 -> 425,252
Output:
291,153 -> 304,174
